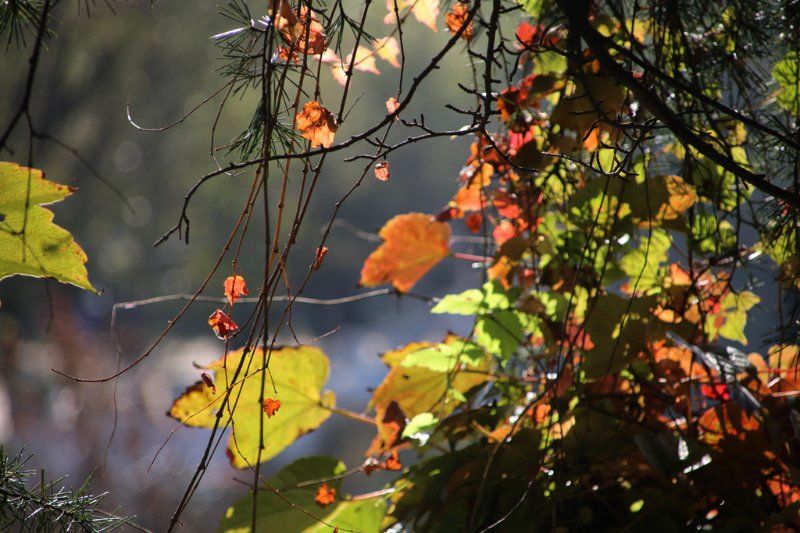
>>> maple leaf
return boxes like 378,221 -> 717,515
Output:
208,309 -> 238,339
0,162 -> 95,292
223,275 -> 249,306
263,398 -> 281,417
360,213 -> 451,292
349,45 -> 381,75
314,483 -> 336,507
374,161 -> 390,182
296,101 -> 337,148
445,2 -> 473,40
169,346 -> 336,468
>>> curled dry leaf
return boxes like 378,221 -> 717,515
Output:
312,246 -> 328,271
296,101 -> 337,148
262,398 -> 282,417
445,2 -> 473,40
208,309 -> 238,339
374,161 -> 390,182
314,483 -> 336,507
360,213 -> 451,293
223,275 -> 249,306
200,372 -> 216,394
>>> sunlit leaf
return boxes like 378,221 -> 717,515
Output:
170,346 -> 335,468
360,213 -> 450,292
0,162 -> 95,292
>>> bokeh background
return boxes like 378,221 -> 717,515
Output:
0,1 -> 783,530
0,1 -> 483,529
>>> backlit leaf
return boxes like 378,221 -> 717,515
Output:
0,162 -> 95,292
170,346 -> 335,468
360,213 -> 450,292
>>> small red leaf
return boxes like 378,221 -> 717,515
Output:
262,398 -> 281,417
208,309 -> 238,339
700,383 -> 731,402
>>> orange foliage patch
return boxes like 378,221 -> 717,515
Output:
360,213 -> 451,292
445,3 -> 473,40
314,482 -> 336,507
374,160 -> 390,182
296,101 -> 337,148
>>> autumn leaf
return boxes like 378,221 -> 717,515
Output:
296,101 -> 337,148
374,161 -> 390,182
273,3 -> 326,55
374,36 -> 400,68
314,483 -> 336,507
224,275 -> 249,306
0,162 -> 95,292
367,335 -> 489,454
360,213 -> 451,292
263,398 -> 281,417
445,2 -> 473,40
208,309 -> 238,339
169,345 -> 335,468
386,96 -> 400,115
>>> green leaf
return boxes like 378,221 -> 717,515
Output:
401,340 -> 486,372
0,162 -> 95,291
618,229 -> 671,291
773,52 -> 800,114
219,456 -> 385,533
475,310 -> 524,358
402,412 -> 439,443
432,281 -> 512,315
169,346 -> 336,468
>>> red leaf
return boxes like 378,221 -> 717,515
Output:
700,383 -> 731,402
262,398 -> 282,417
208,309 -> 238,339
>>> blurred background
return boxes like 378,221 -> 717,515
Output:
0,0 -> 483,529
0,1 -> 784,530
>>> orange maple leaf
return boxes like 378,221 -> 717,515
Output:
445,3 -> 473,40
360,213 -> 451,292
314,482 -> 336,507
262,398 -> 281,417
223,275 -> 249,306
296,101 -> 337,148
273,3 -> 326,55
208,309 -> 238,339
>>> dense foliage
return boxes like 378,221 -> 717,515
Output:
3,0 -> 800,530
